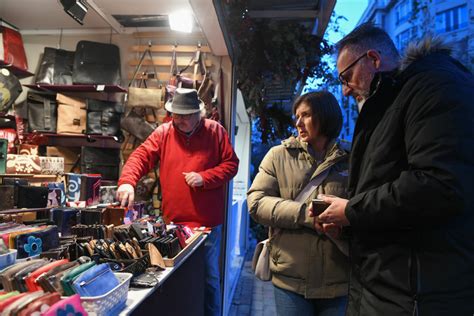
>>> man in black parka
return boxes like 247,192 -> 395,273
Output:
315,23 -> 474,315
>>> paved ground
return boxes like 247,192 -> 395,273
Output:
228,239 -> 277,316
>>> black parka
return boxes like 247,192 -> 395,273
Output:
344,45 -> 474,315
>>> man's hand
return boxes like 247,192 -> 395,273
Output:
308,202 -> 343,238
116,184 -> 135,209
317,194 -> 350,227
183,172 -> 204,188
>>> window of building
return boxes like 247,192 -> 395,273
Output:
396,27 -> 417,53
436,5 -> 468,33
396,0 -> 411,25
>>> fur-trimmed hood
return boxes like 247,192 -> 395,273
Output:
399,36 -> 453,71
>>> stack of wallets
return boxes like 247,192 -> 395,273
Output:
0,224 -> 60,258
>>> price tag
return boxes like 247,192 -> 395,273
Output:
147,221 -> 154,234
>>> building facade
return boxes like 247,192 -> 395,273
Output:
358,0 -> 473,70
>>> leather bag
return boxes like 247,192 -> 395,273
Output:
120,109 -> 156,141
56,93 -> 86,134
127,46 -> 163,109
26,92 -> 58,133
0,25 -> 28,71
0,68 -> 22,111
35,47 -> 75,85
73,40 -> 121,85
80,146 -> 121,180
16,185 -> 48,208
86,99 -> 124,136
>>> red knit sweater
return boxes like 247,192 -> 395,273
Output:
118,119 -> 239,227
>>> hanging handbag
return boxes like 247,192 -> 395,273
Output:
127,44 -> 164,109
56,93 -> 87,134
0,24 -> 28,71
252,168 -> 332,281
35,47 -> 75,85
120,109 -> 156,142
72,40 -> 121,85
26,92 -> 58,133
0,68 -> 22,111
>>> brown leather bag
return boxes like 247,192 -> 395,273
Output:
56,93 -> 87,134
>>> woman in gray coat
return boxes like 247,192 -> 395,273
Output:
247,91 -> 350,316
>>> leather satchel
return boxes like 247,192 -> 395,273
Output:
120,109 -> 156,141
73,40 -> 121,85
86,99 -> 124,136
56,93 -> 87,134
80,146 -> 121,180
35,47 -> 75,85
27,92 -> 58,133
0,69 -> 22,111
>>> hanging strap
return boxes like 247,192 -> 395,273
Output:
129,42 -> 160,88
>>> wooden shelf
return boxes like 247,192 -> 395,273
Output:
128,58 -> 212,68
24,133 -> 122,149
0,61 -> 34,79
24,84 -> 127,93
131,45 -> 211,53
0,174 -> 58,178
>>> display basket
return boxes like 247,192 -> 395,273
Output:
80,272 -> 132,316
0,249 -> 17,269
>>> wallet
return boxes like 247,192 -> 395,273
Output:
2,291 -> 45,316
72,263 -> 119,297
0,260 -> 46,292
2,178 -> 28,208
13,260 -> 49,292
130,271 -> 159,288
0,185 -> 15,211
50,207 -> 79,236
43,294 -> 87,316
16,185 -> 49,209
15,226 -> 60,259
25,259 -> 69,292
18,292 -> 61,316
0,292 -> 28,312
60,261 -> 96,296
36,261 -> 81,294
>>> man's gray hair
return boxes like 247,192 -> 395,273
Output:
337,22 -> 400,61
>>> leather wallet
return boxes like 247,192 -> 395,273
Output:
50,207 -> 79,236
2,291 -> 45,316
43,294 -> 87,316
18,292 -> 60,316
0,260 -> 46,292
72,263 -> 119,297
80,174 -> 101,206
0,292 -> 28,312
15,226 -> 60,259
25,258 -> 69,292
60,261 -> 96,296
36,261 -> 81,294
12,260 -> 49,292
16,185 -> 49,209
130,271 -> 159,288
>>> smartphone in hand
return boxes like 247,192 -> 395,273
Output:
312,199 -> 330,216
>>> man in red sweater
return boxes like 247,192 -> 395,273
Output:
117,88 -> 239,316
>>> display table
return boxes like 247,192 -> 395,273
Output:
120,233 -> 207,315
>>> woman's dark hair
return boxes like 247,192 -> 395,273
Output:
292,91 -> 342,140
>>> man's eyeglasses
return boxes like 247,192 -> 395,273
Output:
338,52 -> 368,86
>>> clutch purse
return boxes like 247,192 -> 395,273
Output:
60,261 -> 96,296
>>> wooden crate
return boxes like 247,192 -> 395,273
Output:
163,232 -> 203,267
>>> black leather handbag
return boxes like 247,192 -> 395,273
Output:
35,47 -> 75,85
2,178 -> 28,207
27,92 -> 58,133
72,40 -> 121,85
0,69 -> 22,111
86,99 -> 124,136
80,146 -> 121,180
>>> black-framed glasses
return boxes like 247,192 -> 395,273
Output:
338,52 -> 368,86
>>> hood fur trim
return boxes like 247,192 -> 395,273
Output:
400,36 -> 452,71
